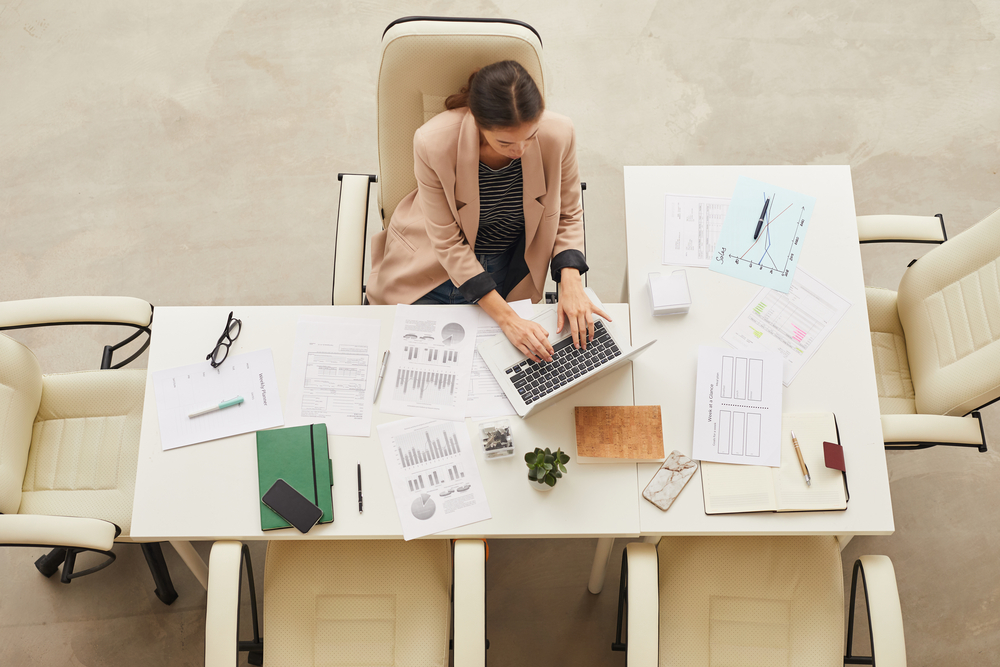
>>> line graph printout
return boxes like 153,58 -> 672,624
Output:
709,177 -> 817,292
693,346 -> 783,466
377,417 -> 491,540
380,305 -> 479,421
662,194 -> 731,266
722,268 -> 851,386
285,316 -> 380,437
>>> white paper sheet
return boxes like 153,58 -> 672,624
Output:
466,300 -> 534,418
692,346 -> 784,466
152,348 -> 284,450
285,316 -> 380,437
662,194 -> 730,266
709,177 -> 817,292
379,305 -> 480,421
376,417 -> 492,540
721,268 -> 851,386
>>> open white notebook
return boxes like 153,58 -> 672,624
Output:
701,413 -> 849,514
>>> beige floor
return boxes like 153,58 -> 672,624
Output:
2,1 -> 1000,665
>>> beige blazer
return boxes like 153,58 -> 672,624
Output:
366,108 -> 584,305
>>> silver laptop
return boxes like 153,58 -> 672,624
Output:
478,300 -> 655,418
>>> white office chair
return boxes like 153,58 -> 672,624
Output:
0,296 -> 178,604
859,207 -> 1000,451
334,16 -> 584,305
205,539 -> 487,667
612,536 -> 906,666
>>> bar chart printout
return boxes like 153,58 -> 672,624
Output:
380,305 -> 480,421
692,346 -> 783,466
377,418 -> 491,540
721,268 -> 851,386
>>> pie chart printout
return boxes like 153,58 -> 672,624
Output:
441,323 -> 465,345
411,493 -> 436,520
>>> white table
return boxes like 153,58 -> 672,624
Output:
624,166 -> 893,538
131,304 -> 639,589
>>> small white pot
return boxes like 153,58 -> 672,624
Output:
528,477 -> 554,491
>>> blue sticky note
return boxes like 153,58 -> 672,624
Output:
709,177 -> 816,293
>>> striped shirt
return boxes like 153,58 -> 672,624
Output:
474,158 -> 524,254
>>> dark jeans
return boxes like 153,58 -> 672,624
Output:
413,246 -> 516,305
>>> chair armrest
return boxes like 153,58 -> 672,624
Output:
453,539 -> 486,667
625,542 -> 659,667
205,541 -> 243,667
0,514 -> 117,550
881,413 -> 986,448
333,174 -> 375,305
0,296 -> 153,330
857,555 -> 907,667
857,214 -> 946,244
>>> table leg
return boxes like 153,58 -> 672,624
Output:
170,540 -> 209,590
588,537 -> 615,594
642,535 -> 661,545
837,534 -> 855,551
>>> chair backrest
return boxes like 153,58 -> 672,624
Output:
897,206 -> 1000,416
0,334 -> 43,514
376,17 -> 544,227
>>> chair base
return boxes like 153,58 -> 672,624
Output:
141,542 -> 179,605
33,542 -> 178,605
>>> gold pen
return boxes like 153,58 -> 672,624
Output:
790,430 -> 811,487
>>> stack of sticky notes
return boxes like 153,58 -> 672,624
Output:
648,270 -> 691,316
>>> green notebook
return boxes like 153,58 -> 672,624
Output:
256,423 -> 334,530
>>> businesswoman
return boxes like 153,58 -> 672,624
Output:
366,60 -> 608,362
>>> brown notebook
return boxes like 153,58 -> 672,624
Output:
574,406 -> 665,463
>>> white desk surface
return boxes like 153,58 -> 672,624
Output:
131,304 -> 640,541
624,165 -> 894,536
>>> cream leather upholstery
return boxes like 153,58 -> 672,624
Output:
0,296 -> 152,330
0,297 -> 176,605
857,214 -> 946,243
621,537 -> 906,666
377,19 -> 544,225
206,539 -> 487,667
865,207 -> 1000,448
0,332 -> 145,536
333,18 -> 545,305
867,287 -> 916,415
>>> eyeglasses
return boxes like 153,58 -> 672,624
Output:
207,311 -> 242,368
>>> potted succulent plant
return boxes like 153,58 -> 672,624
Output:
525,447 -> 570,490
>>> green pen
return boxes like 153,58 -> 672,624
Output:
188,395 -> 244,419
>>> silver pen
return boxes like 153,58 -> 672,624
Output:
372,350 -> 390,402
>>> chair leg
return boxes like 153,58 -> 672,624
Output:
34,547 -> 67,578
141,542 -> 179,605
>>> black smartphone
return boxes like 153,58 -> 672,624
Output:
262,479 -> 323,533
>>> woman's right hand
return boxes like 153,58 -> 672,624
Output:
499,314 -> 554,363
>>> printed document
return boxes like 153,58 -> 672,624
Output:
722,268 -> 851,386
709,176 -> 817,292
152,349 -> 284,450
692,346 -> 783,466
662,194 -> 730,266
466,300 -> 534,418
377,417 -> 492,540
285,316 -> 380,437
379,305 -> 480,421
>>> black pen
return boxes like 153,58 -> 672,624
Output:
753,197 -> 770,240
357,462 -> 363,514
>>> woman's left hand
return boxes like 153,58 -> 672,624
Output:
556,268 -> 611,349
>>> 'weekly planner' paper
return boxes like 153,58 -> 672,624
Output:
709,176 -> 816,293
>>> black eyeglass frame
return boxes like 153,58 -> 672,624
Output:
207,311 -> 242,368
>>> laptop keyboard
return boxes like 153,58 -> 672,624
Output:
504,320 -> 622,405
